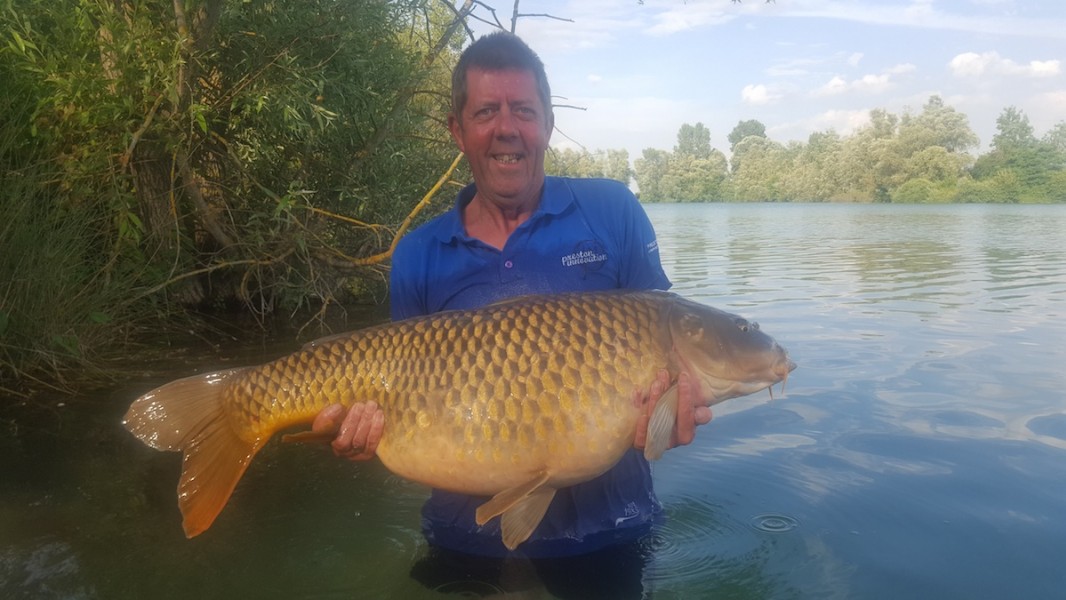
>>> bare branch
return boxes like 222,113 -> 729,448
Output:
515,13 -> 574,24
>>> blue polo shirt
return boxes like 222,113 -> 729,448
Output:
389,176 -> 671,557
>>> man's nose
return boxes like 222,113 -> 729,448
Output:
495,109 -> 518,137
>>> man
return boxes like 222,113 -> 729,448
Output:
313,31 -> 711,560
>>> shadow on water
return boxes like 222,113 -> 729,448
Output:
4,203 -> 1066,599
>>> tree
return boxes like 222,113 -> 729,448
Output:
603,149 -> 634,184
660,153 -> 729,202
675,122 -> 712,159
973,106 -> 1059,200
546,147 -> 632,184
1040,121 -> 1066,173
728,119 -> 767,153
1043,121 -> 1066,156
897,95 -> 978,155
781,131 -> 845,201
633,148 -> 671,202
547,148 -> 600,178
3,0 -> 465,313
991,106 -> 1036,153
730,136 -> 789,201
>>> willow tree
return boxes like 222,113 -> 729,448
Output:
1,0 -> 481,389
4,0 -> 468,315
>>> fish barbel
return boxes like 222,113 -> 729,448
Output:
123,290 -> 795,549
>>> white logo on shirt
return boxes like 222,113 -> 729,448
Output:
561,249 -> 607,267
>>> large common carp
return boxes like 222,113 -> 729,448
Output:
124,290 -> 795,549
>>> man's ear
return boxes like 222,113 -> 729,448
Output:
448,113 -> 465,152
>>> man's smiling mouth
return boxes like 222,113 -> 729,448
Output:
493,153 -> 523,164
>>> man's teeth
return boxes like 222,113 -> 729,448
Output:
495,154 -> 521,164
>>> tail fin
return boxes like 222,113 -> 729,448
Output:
123,368 -> 263,538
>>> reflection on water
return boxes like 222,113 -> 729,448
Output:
3,203 -> 1066,599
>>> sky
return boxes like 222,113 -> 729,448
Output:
465,0 -> 1066,160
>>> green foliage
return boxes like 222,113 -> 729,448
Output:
0,0 -> 465,388
892,178 -> 957,204
727,119 -> 766,153
0,93 -> 143,390
952,176 -> 1001,204
730,136 -> 788,201
674,122 -> 712,159
991,106 -> 1035,153
1043,121 -> 1066,156
633,124 -> 728,202
546,147 -> 632,183
633,148 -> 670,202
632,96 -> 1064,204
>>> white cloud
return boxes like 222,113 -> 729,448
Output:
814,64 -> 915,96
769,109 -> 872,142
888,64 -> 918,76
847,52 -> 865,67
817,76 -> 850,96
644,3 -> 739,35
772,0 -> 1066,39
1030,60 -> 1062,77
949,51 -> 1062,78
741,84 -> 781,105
811,109 -> 873,136
766,57 -> 824,78
1031,90 -> 1066,134
904,0 -> 936,20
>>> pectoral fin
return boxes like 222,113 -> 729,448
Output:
500,487 -> 557,550
644,384 -> 680,461
475,471 -> 556,550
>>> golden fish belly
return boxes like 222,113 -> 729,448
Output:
228,292 -> 671,494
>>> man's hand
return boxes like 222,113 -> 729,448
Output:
312,402 -> 385,461
633,370 -> 713,453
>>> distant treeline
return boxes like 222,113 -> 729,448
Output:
546,97 -> 1066,204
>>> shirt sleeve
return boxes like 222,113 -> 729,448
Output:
388,232 -> 430,320
613,186 -> 671,291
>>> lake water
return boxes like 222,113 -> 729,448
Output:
3,203 -> 1066,599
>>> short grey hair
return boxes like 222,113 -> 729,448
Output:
451,31 -> 553,121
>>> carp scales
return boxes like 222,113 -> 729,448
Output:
123,290 -> 795,549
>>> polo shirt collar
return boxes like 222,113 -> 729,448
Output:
431,176 -> 574,244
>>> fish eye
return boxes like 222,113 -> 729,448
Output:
735,318 -> 750,332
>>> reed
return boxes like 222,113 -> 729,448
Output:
0,99 -> 141,396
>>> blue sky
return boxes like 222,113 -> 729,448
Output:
467,0 -> 1066,159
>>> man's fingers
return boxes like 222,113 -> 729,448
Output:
363,409 -> 385,456
312,404 -> 344,434
331,402 -> 366,457
634,410 -> 650,450
634,369 -> 670,449
695,406 -> 713,426
675,371 -> 697,446
351,401 -> 379,449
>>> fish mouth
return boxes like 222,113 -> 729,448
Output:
695,354 -> 796,405
769,352 -> 797,400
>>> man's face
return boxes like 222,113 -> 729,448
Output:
449,68 -> 554,208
